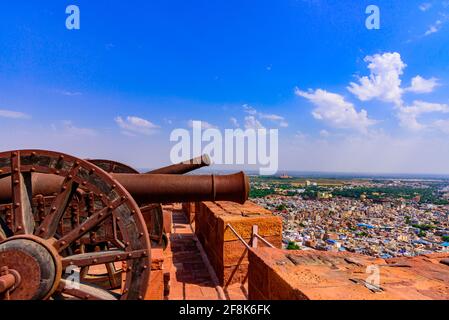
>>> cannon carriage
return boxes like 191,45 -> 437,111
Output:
0,150 -> 249,300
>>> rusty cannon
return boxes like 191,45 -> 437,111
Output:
87,154 -> 211,175
86,155 -> 213,250
0,150 -> 249,300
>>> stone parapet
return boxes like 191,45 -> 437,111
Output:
195,201 -> 282,287
248,247 -> 449,300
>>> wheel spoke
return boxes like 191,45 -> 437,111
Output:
61,249 -> 148,268
36,169 -> 79,239
105,262 -> 121,289
58,279 -> 118,300
11,152 -> 35,235
54,198 -> 126,252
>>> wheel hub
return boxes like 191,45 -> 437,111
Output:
0,236 -> 61,300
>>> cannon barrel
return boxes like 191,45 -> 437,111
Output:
147,155 -> 211,175
0,172 -> 249,205
114,172 -> 248,204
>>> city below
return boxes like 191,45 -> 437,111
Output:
250,174 -> 449,259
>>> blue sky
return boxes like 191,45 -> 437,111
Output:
0,1 -> 448,173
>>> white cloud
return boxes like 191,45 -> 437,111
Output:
398,101 -> 449,131
115,116 -> 160,136
348,52 -> 406,106
0,109 -> 31,120
419,3 -> 432,11
243,104 -> 289,128
259,113 -> 289,127
60,90 -> 82,97
187,120 -> 217,129
230,117 -> 240,128
406,76 -> 439,93
59,121 -> 97,136
295,131 -> 308,140
433,119 -> 449,134
296,88 -> 376,133
243,104 -> 257,115
424,20 -> 442,36
259,114 -> 284,121
320,129 -> 330,137
244,116 -> 265,130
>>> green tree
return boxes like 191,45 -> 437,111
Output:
287,241 -> 300,250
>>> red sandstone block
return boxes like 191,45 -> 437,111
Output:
196,201 -> 282,287
268,269 -> 308,300
145,269 -> 164,300
222,215 -> 282,241
248,250 -> 269,295
223,236 -> 282,267
151,248 -> 164,270
163,210 -> 173,234
223,239 -> 250,267
248,282 -> 268,300
223,264 -> 249,287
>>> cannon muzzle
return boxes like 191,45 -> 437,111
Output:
147,155 -> 211,175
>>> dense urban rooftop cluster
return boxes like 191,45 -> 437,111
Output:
251,177 -> 449,259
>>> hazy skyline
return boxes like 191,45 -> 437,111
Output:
1,1 -> 449,174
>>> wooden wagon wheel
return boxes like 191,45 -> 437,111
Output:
86,159 -> 139,174
0,150 -> 151,300
82,159 -> 139,289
